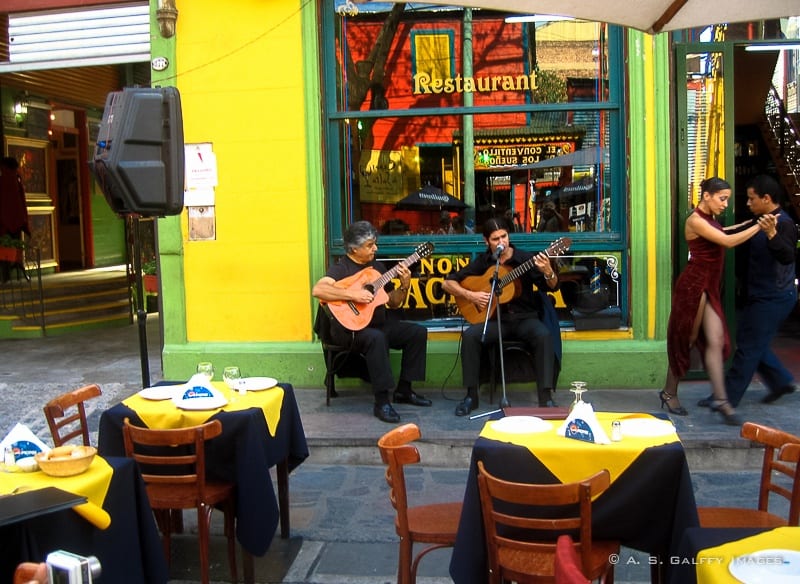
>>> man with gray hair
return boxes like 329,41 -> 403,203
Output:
313,221 -> 430,423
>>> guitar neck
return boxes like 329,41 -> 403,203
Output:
498,241 -> 560,288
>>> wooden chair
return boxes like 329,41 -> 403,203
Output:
698,422 -> 800,528
476,461 -> 618,583
313,305 -> 370,406
122,418 -> 237,584
377,423 -> 462,584
554,535 -> 591,584
43,384 -> 102,446
779,442 -> 800,525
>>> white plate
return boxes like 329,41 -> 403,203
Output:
620,418 -> 676,437
728,549 -> 800,583
236,377 -> 278,391
138,384 -> 184,401
491,416 -> 553,434
171,386 -> 228,410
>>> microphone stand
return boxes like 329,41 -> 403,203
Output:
481,248 -> 510,409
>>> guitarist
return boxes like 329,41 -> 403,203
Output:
312,221 -> 431,423
442,217 -> 563,416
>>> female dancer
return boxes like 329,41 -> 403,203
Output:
660,177 -> 774,424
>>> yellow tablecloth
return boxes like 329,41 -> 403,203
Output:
0,456 -> 113,529
480,412 -> 679,485
123,381 -> 284,436
696,527 -> 800,583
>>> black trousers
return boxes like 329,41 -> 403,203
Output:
330,316 -> 427,402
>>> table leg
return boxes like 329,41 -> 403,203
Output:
277,458 -> 290,539
242,549 -> 254,584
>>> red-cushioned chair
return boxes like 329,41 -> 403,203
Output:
555,535 -> 591,584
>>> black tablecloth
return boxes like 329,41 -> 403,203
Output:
0,456 -> 168,584
97,382 -> 309,557
669,527 -> 768,584
449,436 -> 699,583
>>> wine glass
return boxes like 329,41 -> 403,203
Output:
569,380 -> 588,411
196,362 -> 214,381
223,366 -> 243,392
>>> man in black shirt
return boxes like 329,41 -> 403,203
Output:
699,175 -> 798,408
442,218 -> 562,416
312,221 -> 430,423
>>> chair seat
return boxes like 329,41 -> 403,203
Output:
404,502 -> 462,543
501,539 -> 618,582
146,481 -> 235,510
698,506 -> 788,528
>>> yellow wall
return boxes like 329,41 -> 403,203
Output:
176,0 -> 312,341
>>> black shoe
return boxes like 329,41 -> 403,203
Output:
761,384 -> 796,404
658,391 -> 688,416
538,389 -> 557,407
455,396 -> 478,417
697,395 -> 713,407
393,390 -> 432,407
373,403 -> 400,423
708,399 -> 742,426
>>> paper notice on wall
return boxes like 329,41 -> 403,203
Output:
185,143 -> 217,207
188,206 -> 215,241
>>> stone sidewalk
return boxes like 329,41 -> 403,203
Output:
1,313 -> 798,583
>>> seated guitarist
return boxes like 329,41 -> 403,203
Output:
312,221 -> 431,423
442,217 -> 562,416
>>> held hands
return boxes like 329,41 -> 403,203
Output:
756,213 -> 777,238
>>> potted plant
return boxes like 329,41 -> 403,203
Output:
142,258 -> 158,293
0,234 -> 25,263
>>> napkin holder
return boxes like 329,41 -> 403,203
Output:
178,374 -> 222,402
0,423 -> 50,464
557,402 -> 610,445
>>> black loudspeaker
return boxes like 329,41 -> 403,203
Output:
90,87 -> 184,216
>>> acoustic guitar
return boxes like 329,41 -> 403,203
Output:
323,241 -> 434,331
454,237 -> 572,324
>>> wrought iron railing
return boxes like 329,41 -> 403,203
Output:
0,246 -> 46,335
764,84 -> 800,196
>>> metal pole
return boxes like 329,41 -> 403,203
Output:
131,216 -> 151,388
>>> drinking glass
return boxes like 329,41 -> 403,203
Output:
223,366 -> 242,391
569,380 -> 588,411
197,362 -> 214,381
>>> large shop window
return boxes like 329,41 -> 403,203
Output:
324,2 -> 628,329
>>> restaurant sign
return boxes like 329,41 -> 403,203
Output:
474,141 -> 576,169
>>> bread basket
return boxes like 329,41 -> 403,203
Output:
35,445 -> 97,477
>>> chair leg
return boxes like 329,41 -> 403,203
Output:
398,537 -> 413,584
198,504 -> 214,584
223,502 -> 238,583
277,458 -> 290,538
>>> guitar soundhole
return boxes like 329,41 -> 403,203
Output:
364,284 -> 375,294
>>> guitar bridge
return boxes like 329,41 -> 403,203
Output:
346,301 -> 360,315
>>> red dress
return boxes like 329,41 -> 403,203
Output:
666,208 -> 730,378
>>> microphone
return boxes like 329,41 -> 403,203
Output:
492,243 -> 505,260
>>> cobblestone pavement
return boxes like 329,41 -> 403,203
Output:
1,312 -> 798,583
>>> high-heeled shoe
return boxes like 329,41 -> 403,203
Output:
709,399 -> 743,426
658,391 -> 688,416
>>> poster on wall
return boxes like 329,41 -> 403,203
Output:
4,137 -> 51,203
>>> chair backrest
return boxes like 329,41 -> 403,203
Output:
476,460 -> 611,580
554,535 -> 590,584
778,442 -> 800,525
43,384 -> 102,447
742,422 -> 800,522
377,423 -> 422,539
122,418 -> 222,501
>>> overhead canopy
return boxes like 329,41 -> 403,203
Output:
352,0 -> 798,33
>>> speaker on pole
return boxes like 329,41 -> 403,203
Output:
90,86 -> 184,217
